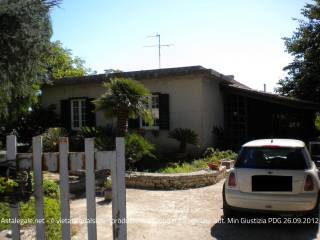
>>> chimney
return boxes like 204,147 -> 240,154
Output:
263,84 -> 266,92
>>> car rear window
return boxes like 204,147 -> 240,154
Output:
235,147 -> 308,170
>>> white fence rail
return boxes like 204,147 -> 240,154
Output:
2,135 -> 127,240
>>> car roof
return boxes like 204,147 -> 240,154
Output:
242,139 -> 305,148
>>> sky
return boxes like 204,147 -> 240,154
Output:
51,0 -> 310,92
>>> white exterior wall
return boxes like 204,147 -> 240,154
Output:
40,74 -> 225,150
138,75 -> 204,151
41,83 -> 115,126
201,77 -> 224,148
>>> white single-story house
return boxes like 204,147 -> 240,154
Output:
40,66 -> 319,150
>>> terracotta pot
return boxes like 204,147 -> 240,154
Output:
207,163 -> 219,170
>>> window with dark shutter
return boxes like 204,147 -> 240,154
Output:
139,94 -> 160,130
60,99 -> 71,130
159,93 -> 170,130
128,93 -> 169,130
86,98 -> 96,127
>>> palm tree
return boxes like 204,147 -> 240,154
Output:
93,77 -> 152,137
168,128 -> 198,153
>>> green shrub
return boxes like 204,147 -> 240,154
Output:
160,162 -> 195,173
203,147 -> 215,158
105,178 -> 112,189
315,113 -> 320,133
80,125 -> 115,150
125,133 -> 156,169
0,177 -> 18,194
168,128 -> 198,153
0,179 -> 61,238
43,179 -> 60,199
159,149 -> 237,173
43,127 -> 68,152
0,105 -> 60,147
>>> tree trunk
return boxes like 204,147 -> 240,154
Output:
117,109 -> 129,137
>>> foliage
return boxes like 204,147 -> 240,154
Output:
105,178 -> 112,189
43,127 -> 68,152
125,133 -> 156,169
44,40 -> 95,79
94,77 -> 152,136
43,179 -> 60,199
0,0 -> 60,120
159,148 -> 237,173
0,180 -> 61,239
80,125 -> 115,150
168,128 -> 199,153
203,147 -> 216,158
0,177 -> 18,194
0,105 -> 60,146
315,113 -> 320,133
276,0 -> 320,102
203,147 -> 238,160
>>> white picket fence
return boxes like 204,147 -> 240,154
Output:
3,135 -> 127,240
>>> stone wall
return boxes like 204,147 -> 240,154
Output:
125,166 -> 226,190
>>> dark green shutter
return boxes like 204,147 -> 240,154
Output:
159,93 -> 170,130
86,98 -> 96,127
128,118 -> 139,129
60,99 -> 71,130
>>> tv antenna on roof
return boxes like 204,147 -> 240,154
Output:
144,34 -> 173,69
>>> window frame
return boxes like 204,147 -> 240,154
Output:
70,98 -> 87,130
139,94 -> 160,130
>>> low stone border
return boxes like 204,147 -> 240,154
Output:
125,166 -> 226,190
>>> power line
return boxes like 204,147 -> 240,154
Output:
144,34 -> 173,69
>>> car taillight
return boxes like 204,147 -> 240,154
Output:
304,175 -> 314,191
228,172 -> 236,187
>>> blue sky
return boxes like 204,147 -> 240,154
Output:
51,0 -> 310,91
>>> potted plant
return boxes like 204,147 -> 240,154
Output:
207,162 -> 220,171
104,178 -> 112,201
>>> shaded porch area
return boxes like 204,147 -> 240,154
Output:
221,85 -> 320,150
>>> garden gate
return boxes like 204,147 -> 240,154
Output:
3,135 -> 127,240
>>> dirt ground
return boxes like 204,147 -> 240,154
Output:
70,180 -> 320,240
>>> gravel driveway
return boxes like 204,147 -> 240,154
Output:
70,180 -> 320,240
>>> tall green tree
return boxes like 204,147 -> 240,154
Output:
0,0 -> 60,120
94,78 -> 152,137
0,40 -> 94,143
276,0 -> 320,102
43,41 -> 95,79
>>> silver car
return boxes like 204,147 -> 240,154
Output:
223,139 -> 320,217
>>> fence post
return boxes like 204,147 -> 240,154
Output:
112,137 -> 127,240
85,138 -> 97,240
33,136 -> 45,239
59,137 -> 71,240
6,135 -> 20,240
